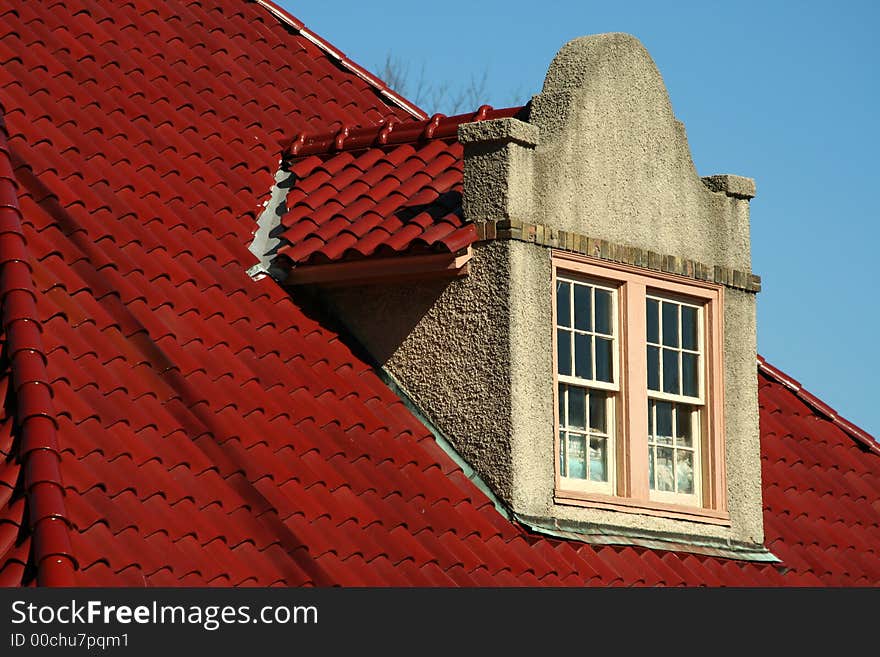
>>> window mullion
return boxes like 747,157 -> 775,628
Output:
624,280 -> 649,500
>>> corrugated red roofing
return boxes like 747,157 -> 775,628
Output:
276,106 -> 524,266
0,0 -> 878,587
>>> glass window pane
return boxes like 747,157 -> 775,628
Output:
574,333 -> 592,380
681,305 -> 698,350
595,337 -> 612,383
589,393 -> 606,433
675,405 -> 693,447
647,345 -> 660,391
646,298 -> 659,344
559,431 -> 566,476
676,450 -> 694,494
594,289 -> 612,335
557,384 -> 565,427
655,401 -> 673,443
648,446 -> 655,490
682,352 -> 699,397
589,437 -> 607,482
567,434 -> 587,479
557,329 -> 571,376
568,386 -> 586,430
573,284 -> 591,331
556,281 -> 571,328
662,301 -> 679,347
662,348 -> 679,394
656,447 -> 674,491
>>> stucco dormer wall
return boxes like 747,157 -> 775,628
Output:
536,33 -> 753,271
316,33 -> 767,557
464,33 -> 754,272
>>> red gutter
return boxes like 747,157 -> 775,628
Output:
253,0 -> 427,120
757,354 -> 880,457
0,116 -> 76,585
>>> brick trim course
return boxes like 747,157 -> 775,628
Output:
475,219 -> 761,293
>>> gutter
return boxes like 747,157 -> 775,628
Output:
0,117 -> 76,586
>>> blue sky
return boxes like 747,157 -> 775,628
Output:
280,1 -> 879,437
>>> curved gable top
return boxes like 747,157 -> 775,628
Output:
530,33 -> 753,271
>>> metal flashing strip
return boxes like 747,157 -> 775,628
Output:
373,366 -> 513,523
515,513 -> 781,563
247,162 -> 294,280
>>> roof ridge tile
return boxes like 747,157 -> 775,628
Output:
758,356 -> 880,456
254,0 -> 425,120
285,105 -> 523,157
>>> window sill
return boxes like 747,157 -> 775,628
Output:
554,489 -> 730,526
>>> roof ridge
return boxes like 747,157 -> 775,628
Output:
284,105 -> 525,157
757,354 -> 880,456
253,0 -> 427,120
0,116 -> 77,585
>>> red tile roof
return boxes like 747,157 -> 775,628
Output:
1,120 -> 75,586
0,0 -> 878,587
276,106 -> 524,267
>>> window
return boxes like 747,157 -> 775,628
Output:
555,277 -> 617,494
552,253 -> 726,522
646,295 -> 703,506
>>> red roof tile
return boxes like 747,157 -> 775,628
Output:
275,106 -> 524,267
0,0 -> 878,588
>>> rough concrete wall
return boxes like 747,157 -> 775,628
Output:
719,288 -> 764,543
529,33 -> 752,271
461,140 -> 536,223
459,118 -> 539,224
507,241 -> 555,511
319,241 -> 516,501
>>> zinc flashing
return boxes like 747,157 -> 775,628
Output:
516,513 -> 781,563
247,161 -> 294,280
373,365 -> 513,523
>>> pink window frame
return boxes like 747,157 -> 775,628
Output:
551,251 -> 729,525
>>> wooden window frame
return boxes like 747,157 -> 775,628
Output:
555,275 -> 620,495
551,251 -> 728,525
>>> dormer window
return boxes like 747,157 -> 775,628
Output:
321,34 -> 765,550
646,295 -> 703,506
556,277 -> 619,494
553,252 -> 727,522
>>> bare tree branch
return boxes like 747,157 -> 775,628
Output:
378,51 -> 490,116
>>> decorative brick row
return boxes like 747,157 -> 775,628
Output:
475,219 -> 761,293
